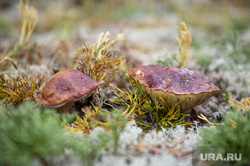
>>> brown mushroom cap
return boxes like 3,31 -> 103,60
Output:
127,65 -> 219,112
36,69 -> 98,109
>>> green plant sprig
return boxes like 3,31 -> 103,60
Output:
101,109 -> 128,155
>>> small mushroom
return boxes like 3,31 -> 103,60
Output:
127,65 -> 219,113
36,69 -> 98,113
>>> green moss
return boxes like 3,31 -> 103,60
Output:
0,102 -> 75,165
198,110 -> 250,166
0,102 -> 110,166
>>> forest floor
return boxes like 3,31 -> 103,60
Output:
0,1 -> 250,166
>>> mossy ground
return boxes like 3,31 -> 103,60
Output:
0,1 -> 250,166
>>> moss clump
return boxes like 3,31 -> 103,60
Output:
0,73 -> 37,106
74,31 -> 125,104
0,102 -> 75,165
0,102 -> 110,166
198,109 -> 250,166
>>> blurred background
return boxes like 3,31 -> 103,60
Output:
1,0 -> 249,33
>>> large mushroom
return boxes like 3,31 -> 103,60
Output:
36,69 -> 98,113
127,64 -> 219,113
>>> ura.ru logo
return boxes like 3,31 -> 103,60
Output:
200,153 -> 242,161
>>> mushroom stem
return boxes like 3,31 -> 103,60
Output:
57,101 -> 74,114
181,109 -> 191,114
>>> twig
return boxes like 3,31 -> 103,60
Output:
0,57 -> 18,70
133,143 -> 162,155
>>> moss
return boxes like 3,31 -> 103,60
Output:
74,31 -> 125,102
0,102 -> 111,166
198,109 -> 250,166
0,73 -> 37,106
0,102 -> 75,165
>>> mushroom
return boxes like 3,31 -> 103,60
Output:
36,69 -> 98,113
127,64 -> 219,114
